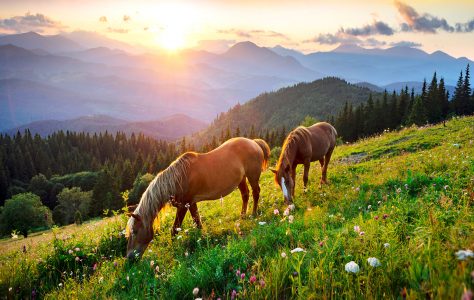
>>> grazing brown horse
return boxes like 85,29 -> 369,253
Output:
126,137 -> 270,260
271,122 -> 337,204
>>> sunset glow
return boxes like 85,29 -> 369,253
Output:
0,0 -> 473,58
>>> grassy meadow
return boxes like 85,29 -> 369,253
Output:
1,116 -> 473,299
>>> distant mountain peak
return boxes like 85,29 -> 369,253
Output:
332,43 -> 365,53
225,41 -> 265,56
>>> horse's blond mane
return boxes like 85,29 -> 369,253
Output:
276,126 -> 310,171
127,153 -> 195,234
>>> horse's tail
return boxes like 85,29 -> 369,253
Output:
253,139 -> 271,170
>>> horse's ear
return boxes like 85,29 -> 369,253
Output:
270,168 -> 277,174
131,213 -> 142,223
127,204 -> 138,213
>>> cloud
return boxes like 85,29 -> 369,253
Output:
107,27 -> 128,34
123,15 -> 131,22
0,12 -> 65,33
389,41 -> 422,47
344,21 -> 394,36
218,28 -> 290,40
395,1 -> 454,33
364,38 -> 387,47
99,16 -> 108,23
455,19 -> 474,32
306,32 -> 363,45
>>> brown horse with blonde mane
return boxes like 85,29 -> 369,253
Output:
126,137 -> 270,260
271,122 -> 337,204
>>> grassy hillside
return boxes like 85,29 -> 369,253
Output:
193,77 -> 377,143
1,116 -> 473,299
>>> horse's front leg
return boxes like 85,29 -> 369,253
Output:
291,164 -> 297,196
189,203 -> 203,229
171,207 -> 187,236
303,161 -> 310,192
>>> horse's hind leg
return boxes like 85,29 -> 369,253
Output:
189,203 -> 203,229
247,178 -> 261,216
171,207 -> 187,236
321,147 -> 334,185
238,177 -> 250,217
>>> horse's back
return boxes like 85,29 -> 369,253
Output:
188,137 -> 264,201
306,122 -> 337,159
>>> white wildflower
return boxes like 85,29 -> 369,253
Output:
367,257 -> 381,267
176,228 -> 182,232
281,252 -> 287,258
367,205 -> 372,210
288,204 -> 295,211
345,261 -> 360,273
384,243 -> 390,248
353,225 -> 361,233
11,233 -> 18,239
283,208 -> 290,216
68,249 -> 73,255
455,249 -> 474,260
288,215 -> 294,223
99,276 -> 104,283
258,221 -> 267,226
193,287 -> 199,296
290,247 -> 306,253
74,247 -> 80,252
58,283 -> 63,287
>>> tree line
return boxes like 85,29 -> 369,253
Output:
0,131 -> 181,235
334,65 -> 473,142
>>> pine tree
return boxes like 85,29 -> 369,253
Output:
452,71 -> 465,115
408,96 -> 427,126
437,78 -> 449,120
364,94 -> 375,135
389,91 -> 398,129
235,126 -> 241,137
463,64 -> 473,114
398,87 -> 408,124
426,72 -> 440,123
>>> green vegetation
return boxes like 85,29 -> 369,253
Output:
0,193 -> 52,237
193,77 -> 375,148
1,116 -> 472,299
335,65 -> 474,142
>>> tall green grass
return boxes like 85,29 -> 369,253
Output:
1,116 -> 473,299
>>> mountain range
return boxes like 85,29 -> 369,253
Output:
4,114 -> 207,141
0,31 -> 472,137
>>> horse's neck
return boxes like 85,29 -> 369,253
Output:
284,142 -> 298,166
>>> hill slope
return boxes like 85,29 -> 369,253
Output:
1,116 -> 472,299
194,77 -> 377,142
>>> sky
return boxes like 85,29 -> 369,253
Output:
1,0 -> 474,58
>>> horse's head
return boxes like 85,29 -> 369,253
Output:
271,165 -> 294,205
126,213 -> 153,261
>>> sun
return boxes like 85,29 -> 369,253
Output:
158,26 -> 186,52
153,3 -> 195,52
